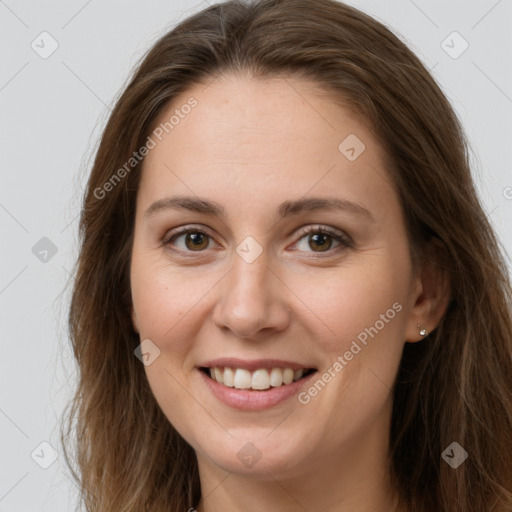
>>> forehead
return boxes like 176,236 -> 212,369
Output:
148,73 -> 369,158
138,74 -> 397,223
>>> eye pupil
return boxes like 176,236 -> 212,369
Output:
186,232 -> 208,250
168,227 -> 345,256
309,233 -> 332,252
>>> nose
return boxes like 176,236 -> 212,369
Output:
212,248 -> 291,339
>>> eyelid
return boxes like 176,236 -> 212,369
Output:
162,224 -> 219,252
162,223 -> 353,255
292,224 -> 353,249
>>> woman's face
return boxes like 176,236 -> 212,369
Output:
130,74 -> 424,479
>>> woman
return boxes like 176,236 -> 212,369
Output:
61,0 -> 512,511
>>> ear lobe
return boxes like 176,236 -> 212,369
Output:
405,237 -> 452,343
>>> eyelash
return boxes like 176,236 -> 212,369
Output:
162,224 -> 353,257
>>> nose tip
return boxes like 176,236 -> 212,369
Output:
212,254 -> 290,339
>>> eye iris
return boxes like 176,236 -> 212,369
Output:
176,230 -> 339,253
309,232 -> 332,252
185,232 -> 208,251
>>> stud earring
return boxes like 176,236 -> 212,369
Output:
418,324 -> 428,337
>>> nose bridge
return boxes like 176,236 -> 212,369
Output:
231,246 -> 270,296
227,246 -> 272,314
213,241 -> 288,338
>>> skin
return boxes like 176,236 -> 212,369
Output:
129,73 -> 450,512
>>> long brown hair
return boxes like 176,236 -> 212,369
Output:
61,0 -> 512,510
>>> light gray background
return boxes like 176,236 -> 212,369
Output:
0,0 -> 511,510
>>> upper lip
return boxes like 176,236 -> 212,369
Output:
198,358 -> 316,371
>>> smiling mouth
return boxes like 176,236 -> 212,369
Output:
200,366 -> 317,391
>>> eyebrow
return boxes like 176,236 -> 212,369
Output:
143,195 -> 375,222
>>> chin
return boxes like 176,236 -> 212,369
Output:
193,430 -> 316,479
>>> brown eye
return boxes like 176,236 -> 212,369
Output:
307,232 -> 334,252
164,229 -> 213,252
163,224 -> 352,257
293,226 -> 351,255
184,232 -> 209,251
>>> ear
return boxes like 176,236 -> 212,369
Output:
404,237 -> 452,343
131,306 -> 140,334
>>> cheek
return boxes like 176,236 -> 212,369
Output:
130,257 -> 204,430
311,259 -> 409,354
130,254 -> 217,357
301,258 -> 408,431
143,362 -> 203,446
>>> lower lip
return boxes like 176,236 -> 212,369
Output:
199,369 -> 317,410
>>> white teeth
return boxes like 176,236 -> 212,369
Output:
207,366 -> 310,390
269,368 -> 283,387
282,368 -> 294,385
252,369 -> 271,390
223,367 -> 234,387
233,368 -> 252,389
214,367 -> 224,384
